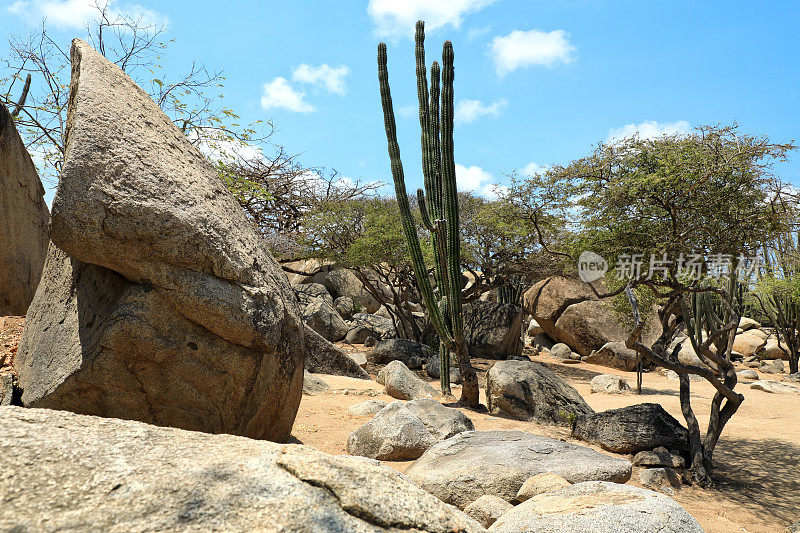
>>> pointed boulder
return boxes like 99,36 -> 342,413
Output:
0,103 -> 49,315
16,40 -> 304,441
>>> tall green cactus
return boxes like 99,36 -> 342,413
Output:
378,20 -> 479,406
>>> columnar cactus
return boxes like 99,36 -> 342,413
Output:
377,20 -> 479,406
498,276 -> 525,306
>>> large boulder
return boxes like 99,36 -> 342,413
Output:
463,301 -> 523,358
523,276 -> 660,356
0,406 -> 483,532
294,282 -> 334,308
572,403 -> 689,454
303,326 -> 369,379
758,335 -> 790,361
405,430 -> 632,509
322,267 -> 382,313
732,330 -> 767,358
302,297 -> 348,342
15,40 -> 304,442
347,399 -> 474,460
485,360 -> 594,425
489,481 -> 703,532
585,342 -> 640,371
377,360 -> 438,400
0,102 -> 50,315
351,312 -> 396,340
368,338 -> 431,369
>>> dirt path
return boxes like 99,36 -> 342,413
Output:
295,353 -> 800,533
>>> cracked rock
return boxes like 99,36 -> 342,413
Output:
0,406 -> 484,532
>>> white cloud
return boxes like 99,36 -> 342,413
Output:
521,162 -> 548,176
7,0 -> 167,30
292,63 -> 350,96
368,0 -> 497,38
455,98 -> 508,124
606,120 -> 691,144
260,77 -> 315,113
490,29 -> 575,76
188,129 -> 265,164
455,163 -> 503,199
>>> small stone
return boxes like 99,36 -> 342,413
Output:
632,449 -> 685,468
590,374 -> 632,394
348,352 -> 368,367
364,336 -> 377,347
377,360 -> 437,400
638,467 -> 681,491
750,380 -> 800,395
760,359 -> 785,374
347,399 -> 387,416
516,472 -> 571,502
302,370 -> 330,396
550,343 -> 573,360
736,369 -> 759,380
463,495 -> 513,528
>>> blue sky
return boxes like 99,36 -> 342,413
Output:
3,0 -> 799,201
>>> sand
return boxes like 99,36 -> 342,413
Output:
295,351 -> 800,533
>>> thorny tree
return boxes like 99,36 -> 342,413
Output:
0,1 -> 268,186
509,124 -> 794,485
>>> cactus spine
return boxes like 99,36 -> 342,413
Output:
378,20 -> 479,406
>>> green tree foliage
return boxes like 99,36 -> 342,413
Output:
752,208 -> 800,374
501,124 -> 794,485
299,196 -> 434,342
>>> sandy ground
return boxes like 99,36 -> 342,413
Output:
295,348 -> 800,533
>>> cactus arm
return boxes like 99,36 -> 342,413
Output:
440,40 -> 464,342
378,42 -> 453,345
429,61 -> 443,221
415,21 -> 437,220
417,189 -> 434,231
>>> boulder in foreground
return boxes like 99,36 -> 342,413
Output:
405,430 -> 632,509
0,103 -> 50,315
489,481 -> 703,532
0,407 -> 483,532
16,40 -> 304,441
347,399 -> 474,460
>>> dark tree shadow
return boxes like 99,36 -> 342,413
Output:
708,436 -> 800,526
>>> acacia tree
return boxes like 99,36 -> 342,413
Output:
298,196 -> 429,341
459,191 -> 560,297
508,124 -> 793,485
216,153 -> 381,255
0,2 -> 267,185
752,196 -> 800,374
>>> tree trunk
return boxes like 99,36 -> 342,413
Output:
678,374 -> 711,486
454,341 -> 480,408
